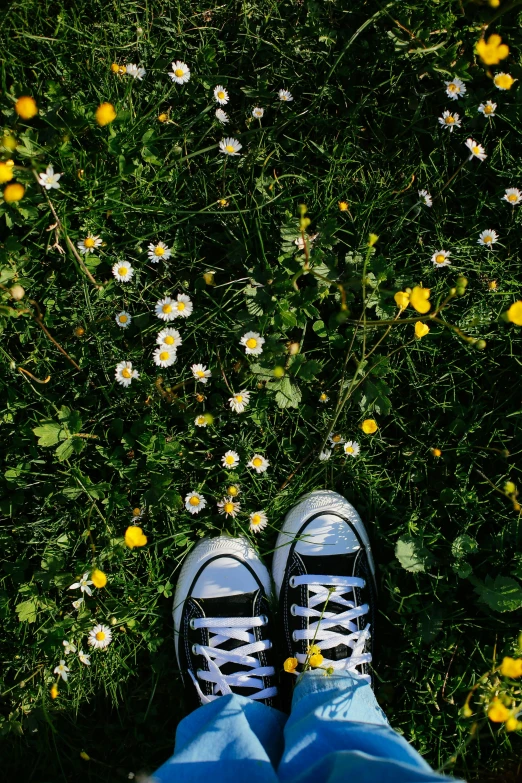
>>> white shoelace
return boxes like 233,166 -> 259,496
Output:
188,615 -> 278,704
290,574 -> 372,681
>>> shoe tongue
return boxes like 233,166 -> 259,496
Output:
199,591 -> 264,697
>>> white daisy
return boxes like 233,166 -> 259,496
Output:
438,110 -> 461,131
153,347 -> 177,367
252,107 -> 264,118
444,77 -> 466,100
503,188 -> 522,206
249,510 -> 268,534
319,450 -> 331,461
115,311 -> 131,328
77,234 -> 102,254
192,364 -> 211,383
148,241 -> 172,262
328,433 -> 345,446
229,390 -> 250,413
478,100 -> 497,117
478,229 -> 499,248
418,190 -> 432,207
465,138 -> 487,161
78,650 -> 91,666
240,331 -> 264,355
215,108 -> 229,124
112,262 -> 134,283
72,597 -> 84,610
88,624 -> 113,650
214,85 -> 229,105
319,392 -> 329,403
185,491 -> 206,514
278,89 -> 293,102
156,327 -> 182,349
126,64 -> 146,80
218,496 -> 240,518
37,165 -> 62,190
54,660 -> 70,681
173,293 -> 193,318
155,297 -> 176,321
63,640 -> 76,655
169,60 -> 190,84
222,450 -> 240,469
194,414 -> 208,427
219,137 -> 242,156
69,572 -> 93,596
247,454 -> 269,473
431,250 -> 451,268
344,441 -> 360,457
115,360 -> 139,387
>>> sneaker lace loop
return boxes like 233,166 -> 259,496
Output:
291,574 -> 372,681
189,615 -> 277,704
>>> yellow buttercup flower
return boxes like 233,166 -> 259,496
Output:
394,291 -> 410,310
431,448 -> 442,457
338,201 -> 349,211
487,699 -> 510,722
110,63 -> 120,73
95,102 -> 117,126
2,134 -> 17,151
15,95 -> 38,119
476,35 -> 509,66
284,657 -> 298,673
409,286 -> 431,314
0,162 -> 14,183
309,653 -> 324,668
500,656 -> 522,678
91,569 -> 107,588
506,301 -> 522,326
494,72 -> 515,90
361,419 -> 378,434
50,683 -> 59,699
3,183 -> 25,202
415,322 -> 430,339
124,525 -> 148,549
158,113 -> 168,122
505,717 -> 522,732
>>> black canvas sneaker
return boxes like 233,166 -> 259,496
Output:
273,490 -> 377,698
173,536 -> 278,711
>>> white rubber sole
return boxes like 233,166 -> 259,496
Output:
272,489 -> 376,596
173,536 -> 272,662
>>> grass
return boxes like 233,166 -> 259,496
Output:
1,0 -> 522,779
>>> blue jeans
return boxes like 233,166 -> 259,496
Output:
152,672 -> 464,783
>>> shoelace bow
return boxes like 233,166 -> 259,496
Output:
291,574 -> 372,681
189,615 -> 277,704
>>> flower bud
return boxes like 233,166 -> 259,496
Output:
475,339 -> 487,350
9,284 -> 25,300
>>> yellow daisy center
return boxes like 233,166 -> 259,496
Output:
228,486 -> 238,496
154,246 -> 165,256
332,435 -> 341,443
484,235 -> 493,243
508,194 -> 517,202
196,370 -> 205,377
320,393 -> 327,400
196,417 -> 206,425
119,315 -> 127,323
346,446 -> 354,453
84,237 -> 95,248
224,502 -> 234,514
164,335 -> 175,345
122,368 -> 132,379
95,631 -> 106,641
435,254 -> 446,264
225,145 -> 236,153
175,68 -> 184,77
177,302 -> 186,311
281,95 -> 288,100
448,83 -> 457,92
159,351 -> 170,361
225,455 -> 235,465
446,116 -> 455,124
118,267 -> 128,276
253,457 -> 262,467
484,105 -> 493,114
472,146 -> 480,155
235,395 -> 243,403
218,91 -> 225,100
162,304 -> 172,313
246,338 -> 257,349
189,496 -> 200,506
251,515 -> 261,525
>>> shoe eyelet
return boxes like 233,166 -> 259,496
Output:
289,576 -> 297,588
189,618 -> 196,630
266,641 -> 272,649
259,614 -> 268,625
290,603 -> 297,616
192,644 -> 199,655
292,631 -> 298,642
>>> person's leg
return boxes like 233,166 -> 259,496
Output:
152,691 -> 286,783
277,670 -> 464,783
151,536 -> 284,783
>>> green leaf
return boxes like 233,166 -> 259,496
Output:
55,439 -> 75,461
274,377 -> 302,409
33,422 -> 63,447
395,536 -> 433,573
451,534 -> 478,559
474,575 -> 522,613
16,598 -> 37,623
313,320 -> 327,337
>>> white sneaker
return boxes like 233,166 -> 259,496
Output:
272,490 -> 377,694
173,536 -> 278,710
